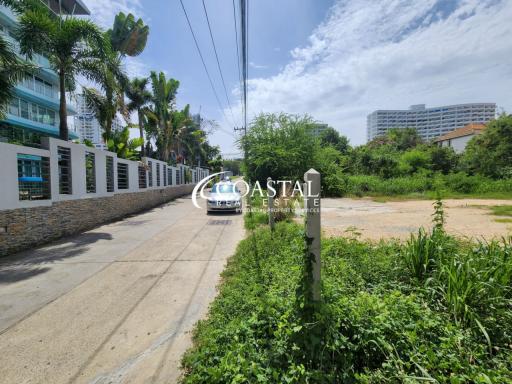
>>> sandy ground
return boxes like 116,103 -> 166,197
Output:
321,198 -> 512,241
0,195 -> 244,384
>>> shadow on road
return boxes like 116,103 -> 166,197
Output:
0,232 -> 113,284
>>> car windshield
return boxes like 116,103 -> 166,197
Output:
212,184 -> 237,194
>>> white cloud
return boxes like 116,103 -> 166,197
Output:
84,0 -> 146,29
124,56 -> 150,79
244,0 -> 512,145
249,62 -> 268,70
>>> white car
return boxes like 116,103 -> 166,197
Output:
206,181 -> 242,214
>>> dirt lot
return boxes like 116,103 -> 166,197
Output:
321,198 -> 512,241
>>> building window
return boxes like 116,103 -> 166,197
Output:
17,154 -> 51,201
57,146 -> 72,194
106,156 -> 114,192
148,161 -> 153,187
85,152 -> 96,193
138,165 -> 147,189
156,163 -> 160,186
117,163 -> 129,190
8,97 -> 19,116
20,100 -> 29,119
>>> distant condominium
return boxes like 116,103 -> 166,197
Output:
366,103 -> 496,142
73,94 -> 123,150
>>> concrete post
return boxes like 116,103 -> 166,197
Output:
267,177 -> 275,231
304,168 -> 321,302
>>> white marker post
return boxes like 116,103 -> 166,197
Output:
267,177 -> 275,231
304,169 -> 321,302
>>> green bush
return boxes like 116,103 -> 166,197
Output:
182,219 -> 512,383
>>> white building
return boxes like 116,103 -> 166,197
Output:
73,94 -> 124,150
434,123 -> 486,153
367,103 -> 495,142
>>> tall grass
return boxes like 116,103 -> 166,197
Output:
338,173 -> 512,198
403,200 -> 512,347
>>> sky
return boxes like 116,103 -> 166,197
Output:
83,0 -> 512,157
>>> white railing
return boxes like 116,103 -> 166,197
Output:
0,139 -> 209,211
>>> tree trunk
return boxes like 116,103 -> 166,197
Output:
58,68 -> 68,141
104,87 -> 114,140
138,109 -> 145,157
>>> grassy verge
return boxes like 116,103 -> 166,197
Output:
369,192 -> 512,202
182,208 -> 512,382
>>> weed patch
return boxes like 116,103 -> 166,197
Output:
182,204 -> 512,382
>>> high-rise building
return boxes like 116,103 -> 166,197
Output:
366,103 -> 496,142
310,123 -> 329,137
74,94 -> 124,150
0,0 -> 90,146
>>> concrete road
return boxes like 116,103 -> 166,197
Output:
0,195 -> 244,384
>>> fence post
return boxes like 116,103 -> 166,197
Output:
267,177 -> 275,231
304,168 -> 321,302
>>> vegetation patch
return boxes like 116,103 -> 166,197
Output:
182,203 -> 512,383
490,205 -> 512,217
241,113 -> 512,199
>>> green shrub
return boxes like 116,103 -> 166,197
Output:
182,219 -> 512,383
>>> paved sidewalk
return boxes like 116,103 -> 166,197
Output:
0,195 -> 244,384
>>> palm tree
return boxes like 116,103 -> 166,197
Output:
17,8 -> 106,141
0,30 -> 32,118
125,77 -> 152,156
82,12 -> 149,141
149,71 -> 180,162
0,0 -> 35,118
107,12 -> 149,57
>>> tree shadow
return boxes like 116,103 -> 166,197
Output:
0,231 -> 113,284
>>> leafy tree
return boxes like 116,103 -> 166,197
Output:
145,71 -> 180,162
370,127 -> 423,151
106,12 -> 149,56
399,148 -> 431,175
17,7 -> 106,140
241,113 -> 319,184
106,126 -> 143,160
319,127 -> 350,154
350,145 -> 400,178
429,145 -> 458,174
0,28 -> 33,118
83,12 -> 149,141
125,77 -> 152,156
223,159 -> 241,175
314,145 -> 348,196
461,114 -> 512,178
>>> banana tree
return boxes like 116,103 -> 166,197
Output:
106,126 -> 143,160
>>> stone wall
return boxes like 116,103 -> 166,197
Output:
0,184 -> 195,256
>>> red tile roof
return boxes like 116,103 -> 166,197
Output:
434,123 -> 486,142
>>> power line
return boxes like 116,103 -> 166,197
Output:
178,0 -> 235,129
201,0 -> 239,128
232,0 -> 244,121
240,0 -> 248,133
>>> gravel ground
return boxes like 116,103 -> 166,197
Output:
321,198 -> 512,241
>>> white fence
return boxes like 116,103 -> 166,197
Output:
0,138 -> 209,211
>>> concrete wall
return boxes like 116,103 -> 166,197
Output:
0,139 -> 209,256
0,184 -> 195,256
